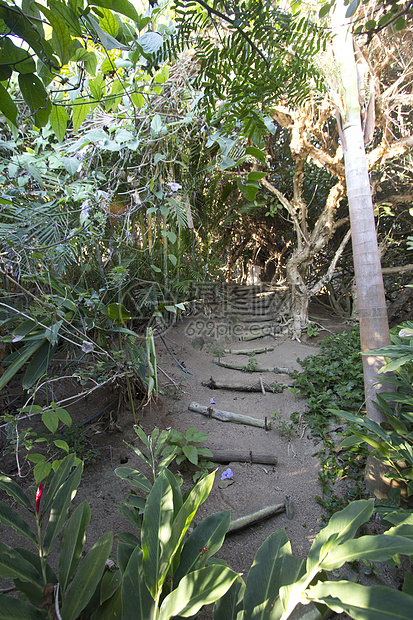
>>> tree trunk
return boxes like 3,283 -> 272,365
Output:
331,1 -> 392,496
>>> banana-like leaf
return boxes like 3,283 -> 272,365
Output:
0,594 -> 44,619
42,453 -> 76,513
92,585 -> 122,619
23,340 -> 57,389
174,511 -> 231,584
0,338 -> 46,390
115,467 -> 152,492
13,547 -> 56,607
141,472 -> 174,598
0,543 -> 41,582
159,565 -> 239,620
43,463 -> 83,554
321,534 -> 413,571
59,500 -> 91,592
121,545 -> 155,620
60,531 -> 113,620
213,576 -> 246,620
307,500 -> 374,573
0,502 -> 36,545
306,580 -> 413,619
0,475 -> 31,510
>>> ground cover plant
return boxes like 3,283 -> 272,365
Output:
1,446 -> 413,619
290,328 -> 368,514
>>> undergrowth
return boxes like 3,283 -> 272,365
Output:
290,327 -> 368,517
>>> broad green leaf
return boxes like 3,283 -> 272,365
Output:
0,83 -> 17,125
61,531 -> 113,620
99,8 -> 119,36
38,5 -> 73,65
151,113 -> 163,136
0,37 -> 35,74
183,444 -> 198,465
43,463 -> 83,554
50,105 -> 69,142
0,475 -> 30,510
0,339 -> 46,391
83,14 -> 129,51
100,568 -> 121,604
345,0 -> 360,18
306,580 -> 413,620
54,407 -> 72,427
43,0 -> 82,36
0,544 -> 41,582
141,472 -> 174,598
121,546 -> 155,620
213,576 -> 246,620
59,501 -> 91,592
42,453 -> 76,513
247,171 -> 267,181
245,146 -> 267,163
0,594 -> 44,619
92,585 -> 122,619
23,340 -> 57,389
131,92 -> 145,108
18,74 -> 51,127
159,565 -> 239,620
307,499 -> 374,573
42,409 -> 59,433
319,3 -> 332,18
54,439 -> 70,453
174,511 -> 231,583
89,0 -> 142,22
72,97 -> 90,131
115,467 -> 152,492
185,427 -> 209,442
0,501 -> 36,544
12,319 -> 38,341
243,529 -> 295,620
321,534 -> 413,571
107,302 -> 131,325
33,460 -> 52,484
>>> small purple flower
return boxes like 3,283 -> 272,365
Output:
221,468 -> 233,481
167,182 -> 182,193
210,397 -> 216,405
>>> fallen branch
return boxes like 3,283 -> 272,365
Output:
223,346 -> 274,355
188,402 -> 271,430
240,328 -> 283,341
211,450 -> 278,465
212,360 -> 291,375
228,498 -> 290,533
202,378 -> 284,393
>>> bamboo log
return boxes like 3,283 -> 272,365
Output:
201,378 -> 284,393
211,450 -> 278,465
188,402 -> 271,429
213,360 -> 273,372
223,346 -> 274,355
228,501 -> 286,533
212,360 -> 291,375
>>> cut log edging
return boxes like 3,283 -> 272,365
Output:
188,401 -> 271,430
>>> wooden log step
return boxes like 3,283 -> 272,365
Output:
222,346 -> 274,355
211,450 -> 278,465
188,402 -> 271,430
201,378 -> 284,393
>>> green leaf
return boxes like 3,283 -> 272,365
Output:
50,105 -> 69,142
141,472 -> 174,598
174,511 -> 231,583
42,453 -> 76,514
18,73 -> 51,127
245,146 -> 267,164
213,576 -> 246,620
137,31 -> 164,55
100,569 -> 121,604
42,409 -> 59,433
0,37 -> 36,74
33,460 -> 52,484
0,83 -> 18,125
395,15 -> 406,31
0,594 -> 45,619
107,302 -> 131,325
0,339 -> 46,391
59,501 -> 91,592
61,531 -> 113,620
38,5 -> 73,65
319,3 -> 332,18
89,0 -> 142,23
321,534 -> 413,571
0,475 -> 30,510
346,0 -> 360,18
54,407 -> 72,427
247,171 -> 267,182
0,543 -> 41,582
115,467 -> 152,493
183,444 -> 198,465
99,8 -> 119,37
23,340 -> 57,389
72,97 -> 90,131
54,439 -> 70,453
121,546 -> 155,620
43,463 -> 83,554
0,501 -> 36,544
306,580 -> 413,619
131,92 -> 145,108
159,565 -> 239,619
185,427 -> 209,442
307,500 -> 374,573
